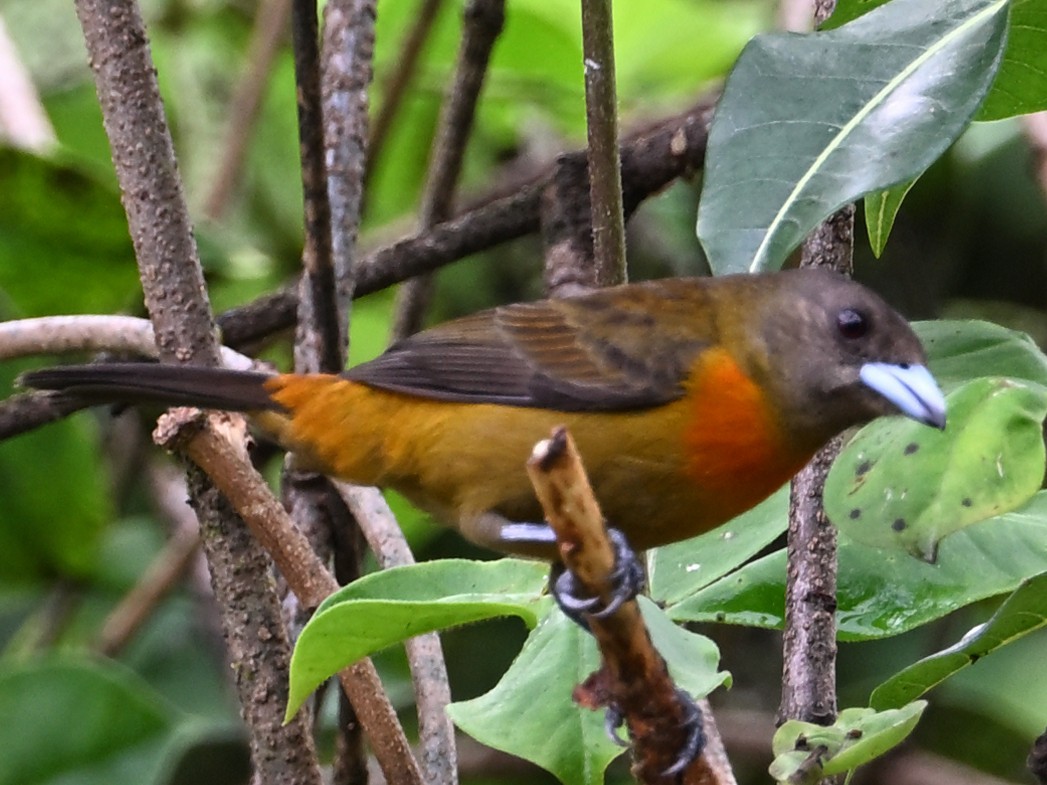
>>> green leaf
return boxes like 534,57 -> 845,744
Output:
871,571 -> 1047,710
826,377 -> 1047,561
918,319 -> 1047,391
976,0 -> 1047,119
0,658 -> 176,785
697,0 -> 1008,275
0,361 -> 110,581
670,490 -> 1047,639
864,179 -> 917,257
832,0 -> 1047,121
0,148 -> 138,316
287,559 -> 549,717
770,702 -> 926,783
448,599 -> 727,785
448,611 -> 620,785
648,486 -> 788,605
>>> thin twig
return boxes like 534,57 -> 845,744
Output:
291,0 -> 341,374
311,4 -> 381,781
321,0 -> 376,349
203,0 -> 292,221
216,97 -> 715,347
0,99 -> 715,441
579,0 -> 627,286
366,0 -> 446,185
336,482 -> 457,785
95,521 -> 201,656
0,315 -> 254,369
391,0 -> 506,340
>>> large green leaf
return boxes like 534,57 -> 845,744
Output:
977,0 -> 1047,118
697,0 -> 1008,275
826,377 -> 1047,561
918,319 -> 1047,391
670,491 -> 1047,639
287,559 -> 549,717
648,486 -> 788,605
832,0 -> 1047,120
870,571 -> 1047,710
0,658 -> 175,785
448,599 -> 726,785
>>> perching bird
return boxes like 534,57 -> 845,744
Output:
23,268 -> 946,560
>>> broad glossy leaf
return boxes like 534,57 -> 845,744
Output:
697,0 -> 1007,275
648,486 -> 788,605
832,0 -> 1047,120
871,571 -> 1047,710
287,559 -> 549,717
0,658 -> 174,785
670,491 -> 1047,639
864,179 -> 916,257
448,611 -> 619,785
977,0 -> 1047,119
770,702 -> 926,783
826,378 -> 1047,561
919,319 -> 1047,391
448,599 -> 726,785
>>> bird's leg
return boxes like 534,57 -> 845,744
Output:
463,514 -> 646,627
548,527 -> 646,628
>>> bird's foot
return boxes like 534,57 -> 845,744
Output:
550,527 -> 646,628
605,689 -> 705,777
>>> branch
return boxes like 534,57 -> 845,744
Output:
156,409 -> 424,785
215,96 -> 715,347
391,0 -> 505,340
321,0 -> 376,348
74,0 -> 219,368
527,427 -> 729,785
365,0 -> 446,184
777,0 -> 851,746
202,0 -> 292,221
335,482 -> 457,785
291,0 -> 341,374
579,0 -> 626,286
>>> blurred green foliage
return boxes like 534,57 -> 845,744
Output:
0,0 -> 1046,783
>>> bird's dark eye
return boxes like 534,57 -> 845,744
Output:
837,308 -> 868,339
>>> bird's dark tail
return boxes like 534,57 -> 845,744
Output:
20,363 -> 283,412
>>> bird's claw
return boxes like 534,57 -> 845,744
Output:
604,704 -> 629,747
602,690 -> 705,776
661,689 -> 705,778
550,527 -> 646,627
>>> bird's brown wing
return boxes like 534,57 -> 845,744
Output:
345,281 -> 713,411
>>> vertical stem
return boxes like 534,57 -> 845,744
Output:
291,0 -> 341,374
580,0 -> 626,286
779,214 -> 854,728
390,0 -> 505,340
74,4 -> 323,784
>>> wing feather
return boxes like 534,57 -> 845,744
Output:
345,280 -> 714,411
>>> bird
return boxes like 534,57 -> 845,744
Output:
22,268 -> 946,561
